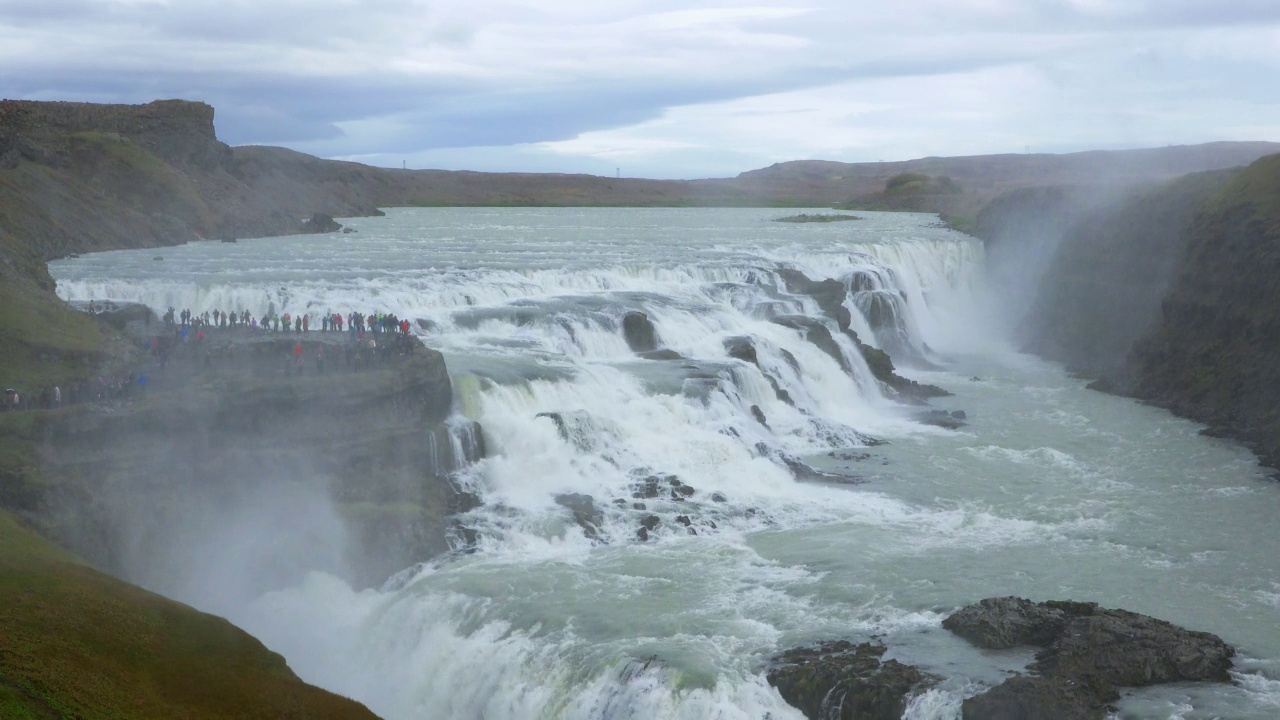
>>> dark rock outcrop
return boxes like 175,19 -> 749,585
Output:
1128,155 -> 1280,471
723,336 -> 795,405
771,315 -> 851,373
1004,154 -> 1280,471
777,268 -> 854,331
773,269 -> 949,401
767,640 -> 937,720
300,212 -> 343,234
944,597 -> 1235,720
555,493 -> 604,539
622,311 -> 659,353
914,409 -> 968,430
638,348 -> 682,361
30,332 -> 465,591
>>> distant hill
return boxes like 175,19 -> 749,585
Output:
736,143 -> 1280,222
4,98 -> 1277,269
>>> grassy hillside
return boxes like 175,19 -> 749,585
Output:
0,509 -> 379,720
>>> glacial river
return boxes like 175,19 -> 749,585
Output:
50,208 -> 1280,719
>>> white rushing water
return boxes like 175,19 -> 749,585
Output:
51,208 -> 1280,719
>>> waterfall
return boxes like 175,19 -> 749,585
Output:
50,208 -> 1000,719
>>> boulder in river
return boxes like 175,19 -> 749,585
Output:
638,348 -> 683,361
554,493 -> 604,540
300,212 -> 343,233
913,409 -> 968,430
767,640 -> 937,720
944,597 -> 1235,720
622,311 -> 659,353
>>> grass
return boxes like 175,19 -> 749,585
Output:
0,279 -> 106,392
66,132 -> 214,228
0,508 -> 380,719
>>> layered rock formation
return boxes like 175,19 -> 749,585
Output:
1129,155 -> 1280,468
20,330 -> 468,593
1001,154 -> 1280,470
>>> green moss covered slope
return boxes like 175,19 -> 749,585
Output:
0,509 -> 378,720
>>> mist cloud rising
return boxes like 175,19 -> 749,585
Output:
3,0 -> 1278,177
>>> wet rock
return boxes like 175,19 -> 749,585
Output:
772,315 -> 851,373
841,327 -> 951,401
951,410 -> 967,420
536,411 -> 568,439
963,674 -> 1117,720
300,212 -> 342,233
630,472 -> 692,500
632,502 -> 646,511
675,515 -> 692,527
723,336 -> 796,406
446,487 -> 483,515
669,479 -> 695,499
943,597 -> 1076,649
780,348 -> 801,372
638,348 -> 683,361
775,268 -> 854,331
555,493 -> 604,540
632,475 -> 663,499
447,521 -> 480,550
914,409 -> 967,430
828,451 -> 872,462
767,640 -> 937,720
945,597 -> 1236,720
92,302 -> 158,331
636,514 -> 661,541
724,336 -> 758,365
622,311 -> 659,353
416,318 -> 438,331
756,442 -> 862,485
750,404 -> 769,427
710,492 -> 728,503
770,380 -> 795,406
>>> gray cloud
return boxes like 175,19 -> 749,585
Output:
2,0 -> 1277,177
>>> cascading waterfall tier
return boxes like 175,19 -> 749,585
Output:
56,209 -> 1280,720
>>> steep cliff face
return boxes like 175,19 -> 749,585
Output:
1018,171 -> 1233,378
19,332 -> 468,594
0,99 -> 229,171
1129,155 -> 1280,469
0,99 -> 378,267
999,154 -> 1280,470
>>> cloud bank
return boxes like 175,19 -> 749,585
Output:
3,0 -> 1277,177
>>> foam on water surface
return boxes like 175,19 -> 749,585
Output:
49,208 -> 1280,719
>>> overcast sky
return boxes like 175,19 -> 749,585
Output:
3,0 -> 1278,178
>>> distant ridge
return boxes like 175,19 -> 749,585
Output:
2,98 -> 1278,270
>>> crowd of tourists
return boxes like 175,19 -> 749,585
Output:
3,305 -> 421,413
4,374 -> 147,412
162,307 -> 413,336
